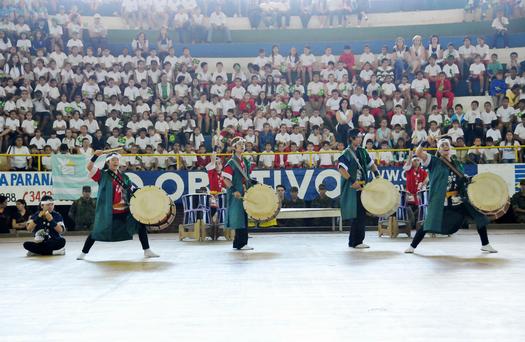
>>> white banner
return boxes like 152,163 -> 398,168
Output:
0,172 -> 53,206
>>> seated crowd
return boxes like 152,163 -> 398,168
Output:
0,3 -> 525,172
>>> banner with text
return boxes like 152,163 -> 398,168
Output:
0,164 -> 495,206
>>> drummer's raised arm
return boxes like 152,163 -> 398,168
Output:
87,150 -> 105,172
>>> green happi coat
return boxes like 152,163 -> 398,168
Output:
338,146 -> 372,220
91,169 -> 141,241
225,155 -> 252,230
423,155 -> 489,234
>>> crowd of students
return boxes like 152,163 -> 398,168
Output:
0,2 -> 525,172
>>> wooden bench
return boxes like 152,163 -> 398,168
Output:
276,208 -> 342,231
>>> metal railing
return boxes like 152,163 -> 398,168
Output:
0,145 -> 522,171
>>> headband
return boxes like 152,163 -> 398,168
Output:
106,153 -> 121,162
437,138 -> 451,149
41,200 -> 54,205
231,137 -> 246,148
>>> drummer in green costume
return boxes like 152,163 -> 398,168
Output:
338,129 -> 381,249
405,137 -> 498,254
222,137 -> 254,250
76,150 -> 159,260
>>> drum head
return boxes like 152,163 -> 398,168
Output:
130,186 -> 172,225
361,178 -> 400,217
468,172 -> 509,212
243,184 -> 280,222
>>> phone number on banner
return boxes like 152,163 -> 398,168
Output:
0,190 -> 53,206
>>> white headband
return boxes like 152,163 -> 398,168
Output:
106,153 -> 121,162
437,138 -> 451,149
231,138 -> 246,148
41,200 -> 54,205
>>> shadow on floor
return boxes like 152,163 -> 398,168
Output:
415,254 -> 510,268
228,252 -> 281,261
86,260 -> 175,272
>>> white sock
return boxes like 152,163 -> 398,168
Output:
76,252 -> 86,260
144,249 -> 159,258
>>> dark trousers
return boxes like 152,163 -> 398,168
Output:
81,225 -> 150,253
410,204 -> 490,248
347,191 -> 367,247
233,228 -> 248,249
233,213 -> 249,249
411,226 -> 489,248
23,238 -> 66,256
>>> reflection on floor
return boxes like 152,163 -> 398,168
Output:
0,231 -> 524,342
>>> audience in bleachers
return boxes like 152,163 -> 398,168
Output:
0,1 -> 524,173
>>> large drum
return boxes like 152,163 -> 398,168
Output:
130,186 -> 176,231
467,172 -> 510,220
243,184 -> 281,223
361,178 -> 400,217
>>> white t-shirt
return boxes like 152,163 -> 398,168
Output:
411,79 -> 430,93
481,111 -> 497,125
8,145 -> 30,168
499,141 -> 520,160
514,124 -> 525,140
358,114 -> 375,128
496,106 -> 516,123
486,128 -> 502,143
469,63 -> 486,75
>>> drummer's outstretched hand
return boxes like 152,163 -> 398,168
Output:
94,150 -> 104,157
351,182 -> 363,190
233,191 -> 242,199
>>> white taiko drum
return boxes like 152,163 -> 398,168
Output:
243,184 -> 281,223
361,178 -> 401,217
467,172 -> 510,220
130,186 -> 176,231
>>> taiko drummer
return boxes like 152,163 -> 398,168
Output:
222,137 -> 255,250
405,137 -> 497,254
338,129 -> 381,249
77,151 -> 159,260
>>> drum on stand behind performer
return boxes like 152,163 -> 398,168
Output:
77,150 -> 159,260
222,137 -> 254,250
405,137 -> 497,253
338,129 -> 381,249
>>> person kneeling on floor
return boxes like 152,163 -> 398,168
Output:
24,195 -> 66,256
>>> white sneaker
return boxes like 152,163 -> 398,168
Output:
405,246 -> 415,254
144,249 -> 160,258
26,251 -> 38,257
354,243 -> 370,249
76,252 -> 86,260
481,244 -> 498,253
236,245 -> 254,250
53,248 -> 65,256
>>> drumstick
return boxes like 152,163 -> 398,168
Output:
103,147 -> 124,154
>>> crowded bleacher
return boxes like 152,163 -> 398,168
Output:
0,0 -> 524,173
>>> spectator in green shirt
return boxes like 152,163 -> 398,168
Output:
68,186 -> 96,230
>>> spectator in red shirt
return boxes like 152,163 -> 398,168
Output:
435,71 -> 455,111
403,152 -> 428,228
238,93 -> 256,114
338,45 -> 355,75
196,145 -> 211,170
274,142 -> 289,168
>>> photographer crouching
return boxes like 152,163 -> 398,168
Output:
24,195 -> 66,256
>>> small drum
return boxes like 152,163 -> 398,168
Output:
468,172 -> 510,220
130,186 -> 176,231
243,184 -> 281,223
417,189 -> 429,207
361,178 -> 400,217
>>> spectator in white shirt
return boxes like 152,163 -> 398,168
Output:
491,10 -> 509,48
207,7 -> 231,43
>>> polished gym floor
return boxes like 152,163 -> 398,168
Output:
1,231 -> 524,342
